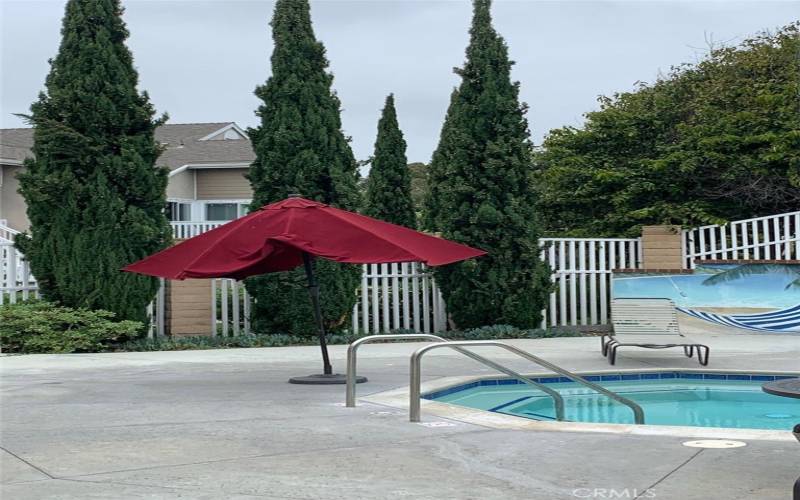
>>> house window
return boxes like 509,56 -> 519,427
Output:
206,203 -> 237,221
166,202 -> 191,221
205,202 -> 249,221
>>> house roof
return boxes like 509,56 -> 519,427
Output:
0,128 -> 33,164
158,123 -> 233,144
0,122 -> 255,170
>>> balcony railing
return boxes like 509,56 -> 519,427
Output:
0,223 -> 19,243
171,221 -> 223,239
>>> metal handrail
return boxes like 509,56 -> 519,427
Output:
346,334 -> 566,421
410,341 -> 645,425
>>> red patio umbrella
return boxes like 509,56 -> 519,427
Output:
124,196 -> 486,383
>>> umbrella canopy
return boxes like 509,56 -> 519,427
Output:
124,196 -> 486,384
123,197 -> 486,280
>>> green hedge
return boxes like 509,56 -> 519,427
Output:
437,324 -> 578,341
0,299 -> 581,354
0,301 -> 143,354
121,324 -> 580,352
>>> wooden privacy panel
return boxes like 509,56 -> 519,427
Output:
168,279 -> 213,336
641,225 -> 682,270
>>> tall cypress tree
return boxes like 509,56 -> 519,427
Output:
364,94 -> 416,228
16,0 -> 170,324
246,0 -> 362,335
424,0 -> 551,329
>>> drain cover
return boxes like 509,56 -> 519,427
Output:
682,440 -> 746,449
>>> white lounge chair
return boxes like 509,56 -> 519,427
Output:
602,298 -> 709,366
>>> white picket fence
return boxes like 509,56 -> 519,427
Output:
145,278 -> 166,339
6,211 -> 798,335
211,278 -> 251,336
0,224 -> 646,333
351,263 -> 447,334
204,238 -> 635,334
189,264 -> 444,337
0,239 -> 39,305
199,264 -> 446,337
682,211 -> 800,268
539,237 -> 643,328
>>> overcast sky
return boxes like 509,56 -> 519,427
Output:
1,1 -> 797,164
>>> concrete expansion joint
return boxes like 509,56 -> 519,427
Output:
634,449 -> 704,499
0,445 -> 56,480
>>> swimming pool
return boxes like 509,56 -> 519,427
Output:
426,372 -> 800,431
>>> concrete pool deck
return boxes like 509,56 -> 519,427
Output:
1,331 -> 799,499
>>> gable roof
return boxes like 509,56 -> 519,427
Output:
196,123 -> 248,141
157,122 -> 233,145
156,123 -> 255,170
0,122 -> 255,170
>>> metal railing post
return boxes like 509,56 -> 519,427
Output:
347,334 -> 449,407
410,349 -> 423,422
346,334 -> 565,421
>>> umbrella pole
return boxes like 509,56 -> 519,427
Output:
302,252 -> 332,375
288,252 -> 367,385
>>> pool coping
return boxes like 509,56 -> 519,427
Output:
361,368 -> 800,442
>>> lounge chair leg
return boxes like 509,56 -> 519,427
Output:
609,345 -> 618,365
698,346 -> 710,366
684,345 -> 694,358
601,335 -> 609,356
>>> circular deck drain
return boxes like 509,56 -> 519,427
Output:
682,440 -> 746,449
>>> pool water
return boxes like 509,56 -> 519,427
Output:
430,377 -> 800,430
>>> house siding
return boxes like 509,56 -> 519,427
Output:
195,168 -> 252,200
0,165 -> 29,231
166,170 -> 195,199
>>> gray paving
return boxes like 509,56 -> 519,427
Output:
1,333 -> 799,499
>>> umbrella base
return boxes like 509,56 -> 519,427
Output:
288,374 -> 367,385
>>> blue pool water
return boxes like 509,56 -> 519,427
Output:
429,374 -> 800,430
